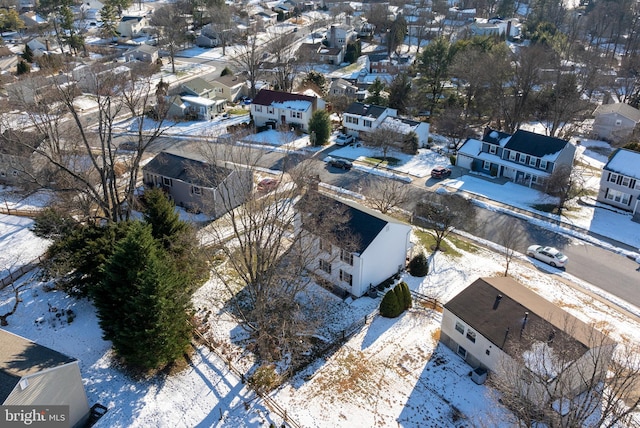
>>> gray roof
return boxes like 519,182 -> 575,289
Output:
181,77 -> 215,96
345,102 -> 388,118
298,191 -> 407,254
0,329 -> 76,403
594,103 -> 640,123
213,73 -> 246,88
143,152 -> 231,188
444,277 -> 611,362
504,129 -> 569,157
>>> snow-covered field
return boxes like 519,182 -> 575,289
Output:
2,130 -> 640,426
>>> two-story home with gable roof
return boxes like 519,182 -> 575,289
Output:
250,89 -> 325,131
211,73 -> 248,103
142,151 -> 252,216
441,277 -> 615,404
117,15 -> 147,38
166,77 -> 227,120
456,128 -> 576,190
342,102 -> 397,136
296,190 -> 412,298
592,103 -> 640,144
597,148 -> 640,221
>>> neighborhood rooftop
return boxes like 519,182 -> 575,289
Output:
504,129 -> 569,157
604,148 -> 640,178
143,152 -> 231,188
252,89 -> 316,107
345,102 -> 389,118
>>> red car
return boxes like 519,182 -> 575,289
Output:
257,178 -> 279,192
431,166 -> 452,179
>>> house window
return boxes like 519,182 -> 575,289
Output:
466,330 -> 476,343
622,176 -> 631,187
457,345 -> 467,359
483,161 -> 490,171
339,269 -> 352,286
267,107 -> 274,114
12,170 -> 18,176
0,171 -> 5,177
254,105 -> 262,112
319,259 -> 331,273
616,119 -> 622,126
489,145 -> 497,155
340,249 -> 353,265
319,238 -> 331,252
290,111 -> 302,119
606,189 -> 631,205
539,160 -> 547,170
363,119 -> 372,127
455,321 -> 465,334
529,157 -> 537,167
191,186 -> 202,196
531,175 -> 538,183
162,177 -> 173,187
608,173 -> 618,183
509,150 -> 517,161
346,116 -> 359,125
518,154 -> 526,164
485,349 -> 490,355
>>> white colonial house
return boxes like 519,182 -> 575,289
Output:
296,190 -> 412,298
250,89 -> 325,131
597,148 -> 640,221
342,102 -> 397,136
441,277 -> 615,404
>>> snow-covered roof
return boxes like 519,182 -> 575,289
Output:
604,148 -> 640,178
181,95 -> 217,107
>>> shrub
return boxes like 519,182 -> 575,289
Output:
249,365 -> 281,393
408,252 -> 429,277
400,282 -> 412,309
380,287 -> 402,318
449,154 -> 456,165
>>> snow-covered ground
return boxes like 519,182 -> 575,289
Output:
2,129 -> 640,427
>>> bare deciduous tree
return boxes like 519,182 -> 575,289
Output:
491,316 -> 640,428
414,193 -> 476,251
150,4 -> 190,74
233,31 -> 264,99
3,61 -> 169,223
544,162 -> 587,217
361,176 -> 410,214
193,142 -> 353,363
498,217 -> 521,277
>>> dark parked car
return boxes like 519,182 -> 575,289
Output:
328,158 -> 353,170
431,166 -> 452,178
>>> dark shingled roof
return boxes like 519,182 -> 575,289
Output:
143,152 -> 231,188
444,277 -> 611,364
298,191 -> 405,254
252,89 -> 316,106
481,128 -> 511,145
344,102 -> 388,118
504,129 -> 569,157
0,329 -> 76,403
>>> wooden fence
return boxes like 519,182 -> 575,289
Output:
0,206 -> 41,218
0,255 -> 47,289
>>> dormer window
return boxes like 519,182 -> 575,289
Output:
518,154 -> 526,164
509,150 -> 517,161
489,145 -> 497,155
529,157 -> 537,167
539,160 -> 547,170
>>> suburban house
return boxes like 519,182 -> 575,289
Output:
0,46 -> 18,73
296,191 -> 412,298
342,102 -> 397,136
142,151 -> 252,216
456,128 -> 576,190
117,15 -> 147,38
592,103 -> 640,143
211,74 -> 248,102
166,77 -> 227,120
298,43 -> 344,65
597,148 -> 640,221
368,52 -> 413,74
123,44 -> 159,63
26,37 -> 54,57
440,277 -> 615,403
0,329 -> 91,428
18,10 -> 47,27
379,116 -> 430,148
328,78 -> 358,98
326,24 -> 357,49
250,89 -> 325,131
0,130 -> 46,187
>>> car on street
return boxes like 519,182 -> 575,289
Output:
257,178 -> 279,192
526,245 -> 568,268
335,133 -> 355,146
327,158 -> 353,170
431,166 -> 452,178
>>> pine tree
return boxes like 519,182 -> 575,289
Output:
16,60 -> 30,75
400,282 -> 412,309
93,222 -> 192,369
380,286 -> 402,317
408,252 -> 429,277
308,109 -> 331,146
22,44 -> 34,63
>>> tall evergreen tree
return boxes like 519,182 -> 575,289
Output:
308,109 -> 331,146
22,44 -> 34,63
94,222 -> 192,369
364,78 -> 388,106
142,187 -> 188,247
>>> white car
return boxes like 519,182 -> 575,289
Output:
335,134 -> 355,146
526,245 -> 568,268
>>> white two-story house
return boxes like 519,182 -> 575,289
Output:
342,102 -> 397,136
296,191 -> 412,298
250,89 -> 325,131
597,148 -> 640,221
